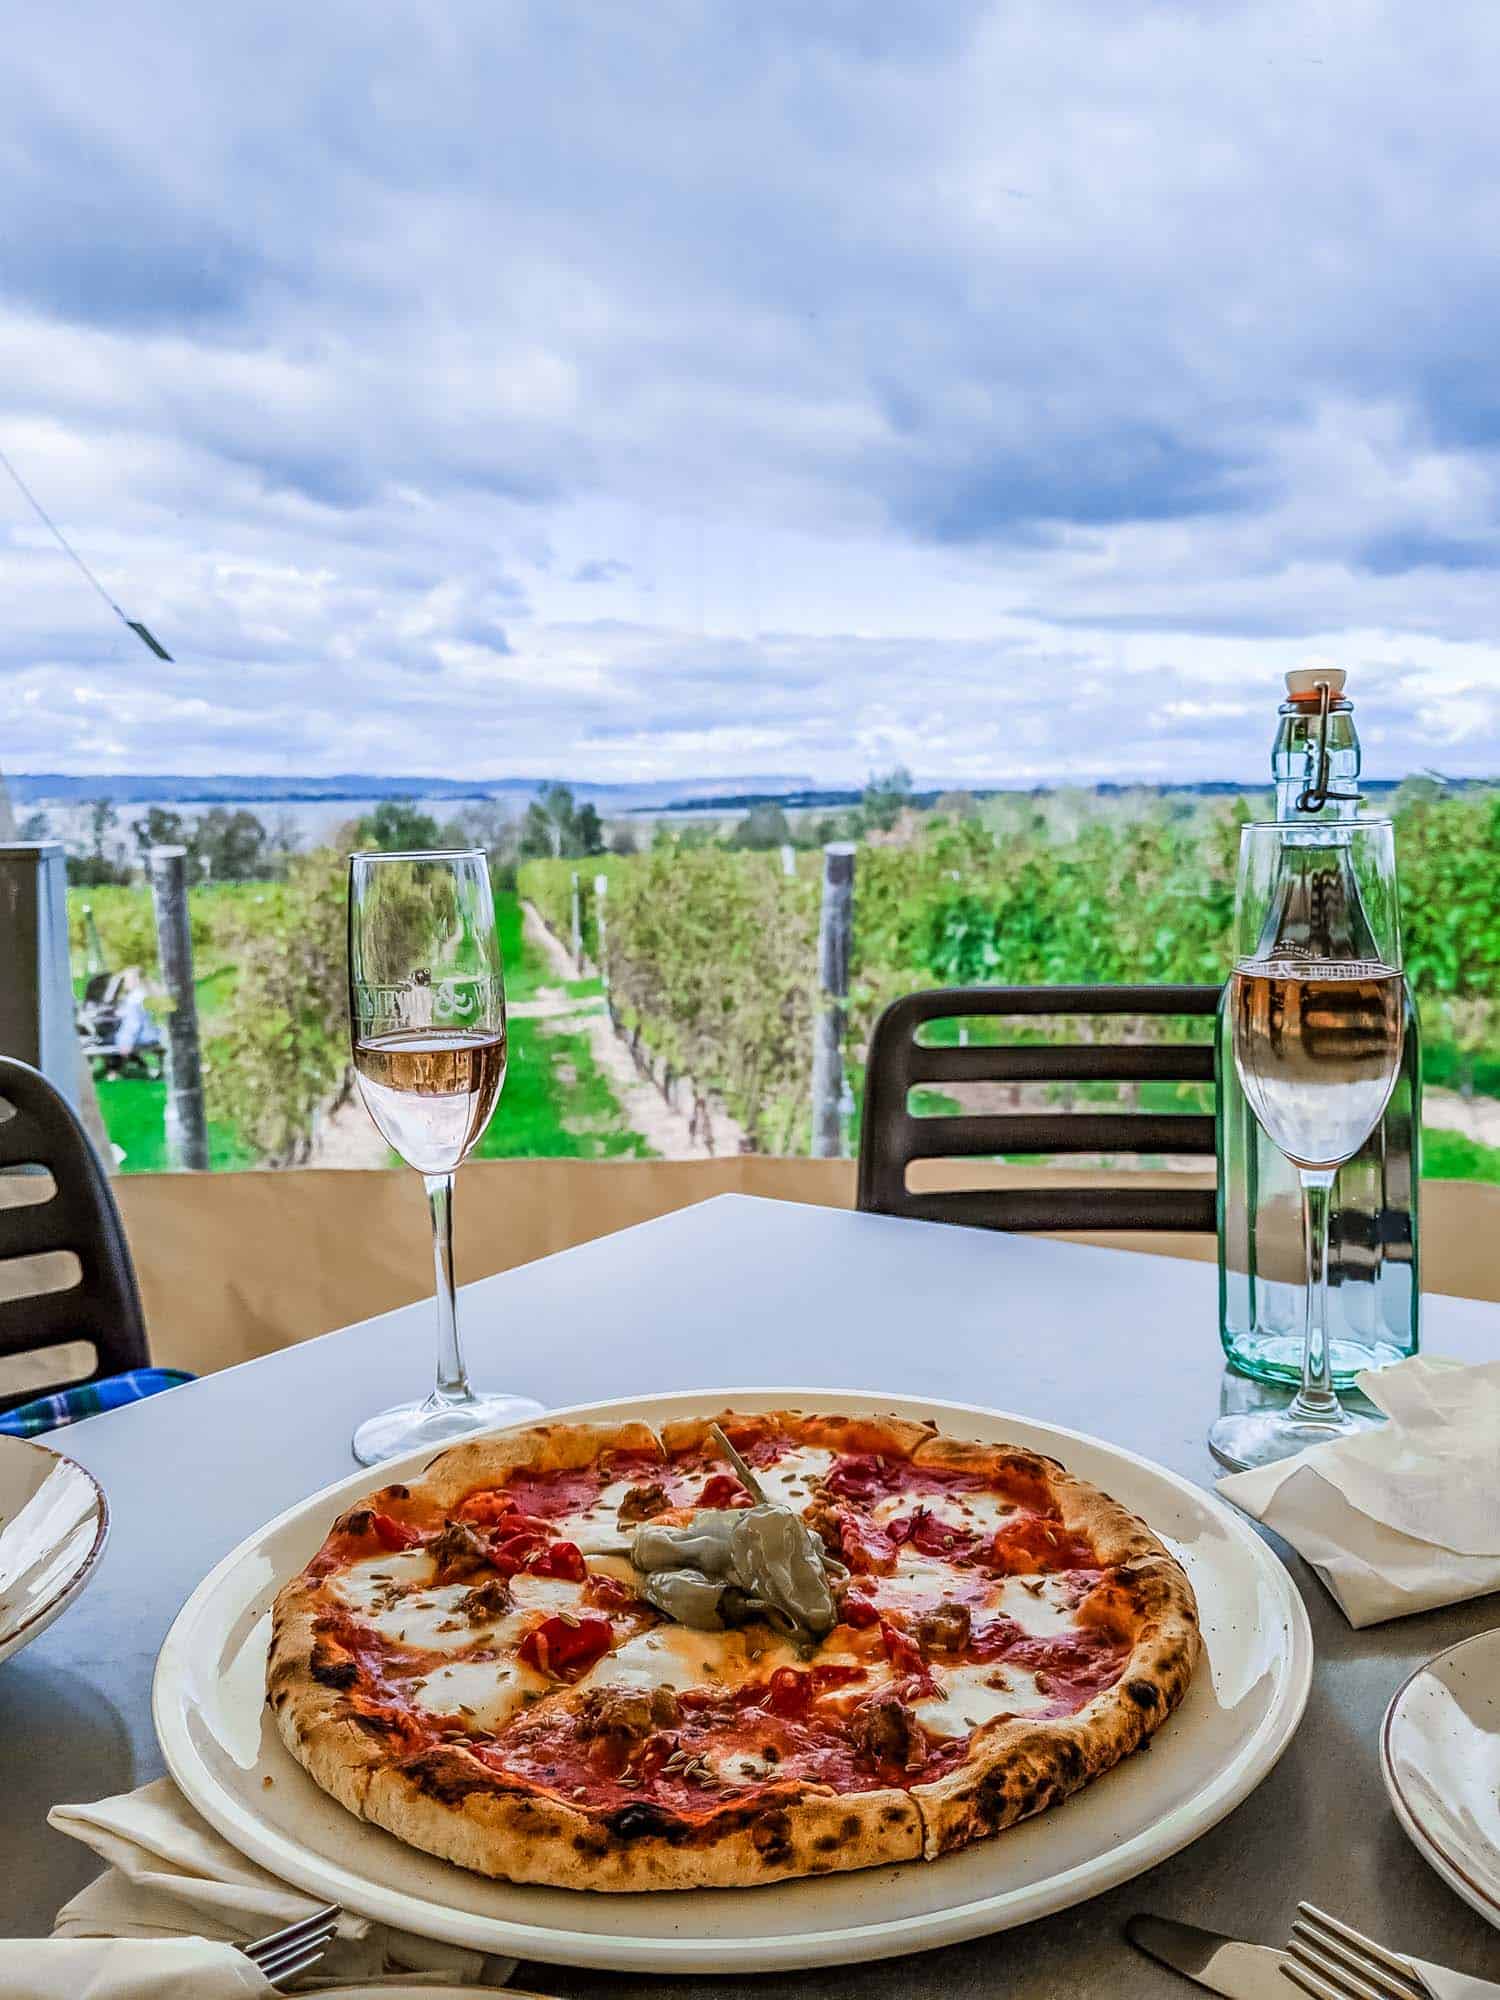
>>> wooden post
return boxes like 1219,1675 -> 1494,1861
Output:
811,842 -> 855,1158
594,873 -> 609,992
569,870 -> 583,972
148,844 -> 209,1170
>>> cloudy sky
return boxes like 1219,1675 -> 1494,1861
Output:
4,0 -> 1500,788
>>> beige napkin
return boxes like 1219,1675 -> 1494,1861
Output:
0,1936 -> 274,1999
1218,1355 -> 1500,1627
37,1777 -> 513,1990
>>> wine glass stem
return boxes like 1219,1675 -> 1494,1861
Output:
1289,1166 -> 1340,1422
425,1171 -> 472,1407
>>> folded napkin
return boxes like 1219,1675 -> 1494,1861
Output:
28,1776 -> 513,1991
1218,1355 -> 1500,1627
0,1937 -> 274,1999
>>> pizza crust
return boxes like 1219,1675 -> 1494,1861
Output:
266,1408 -> 1201,1892
360,1750 -> 921,1890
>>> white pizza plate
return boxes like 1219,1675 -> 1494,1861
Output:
1381,1627 -> 1500,1931
154,1388 -> 1313,1975
0,1433 -> 109,1668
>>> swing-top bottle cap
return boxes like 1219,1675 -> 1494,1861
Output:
1284,666 -> 1347,701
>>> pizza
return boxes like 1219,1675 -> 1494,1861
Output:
267,1409 -> 1200,1892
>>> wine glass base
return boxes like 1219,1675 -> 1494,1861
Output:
352,1390 -> 547,1467
1208,1402 -> 1379,1474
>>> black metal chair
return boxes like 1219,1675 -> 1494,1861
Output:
0,1056 -> 149,1412
857,985 -> 1221,1236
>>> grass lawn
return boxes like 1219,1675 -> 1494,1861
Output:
96,1073 -> 254,1173
475,1014 -> 653,1161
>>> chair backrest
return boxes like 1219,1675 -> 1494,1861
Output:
857,984 -> 1221,1236
0,1056 -> 148,1411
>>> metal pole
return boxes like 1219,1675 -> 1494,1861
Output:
148,844 -> 209,1170
570,870 -> 583,972
594,873 -> 609,992
810,842 -> 854,1158
780,844 -> 796,879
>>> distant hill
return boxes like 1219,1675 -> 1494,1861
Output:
5,772 -> 817,811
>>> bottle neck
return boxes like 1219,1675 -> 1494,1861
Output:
1272,703 -> 1362,820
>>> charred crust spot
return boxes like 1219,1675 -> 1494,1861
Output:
334,1507 -> 373,1537
838,1812 -> 861,1838
814,1832 -> 839,1853
1126,1679 -> 1160,1711
309,1643 -> 358,1690
385,1484 -> 410,1500
606,1801 -> 692,1845
750,1809 -> 792,1865
352,1709 -> 402,1737
402,1746 -> 495,1806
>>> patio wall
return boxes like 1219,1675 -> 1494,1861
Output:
111,1162 -> 1500,1379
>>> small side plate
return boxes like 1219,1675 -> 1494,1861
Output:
1381,1627 -> 1500,1930
0,1433 -> 110,1667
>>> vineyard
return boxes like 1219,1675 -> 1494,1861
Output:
66,787 -> 1500,1179
520,789 -> 1500,1167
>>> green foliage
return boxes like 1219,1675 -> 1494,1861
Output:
861,765 -> 913,833
731,802 -> 792,851
202,849 -> 349,1164
519,784 -> 603,860
357,798 -> 445,852
1421,1126 -> 1500,1184
524,790 -> 1500,1161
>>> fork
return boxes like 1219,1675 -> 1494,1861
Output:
242,1901 -> 342,1990
1282,1901 -> 1438,2000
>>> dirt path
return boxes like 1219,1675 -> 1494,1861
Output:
521,902 -> 743,1158
1422,1086 -> 1500,1147
309,1087 -> 390,1168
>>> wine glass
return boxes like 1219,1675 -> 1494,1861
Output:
347,849 -> 543,1465
1209,819 -> 1405,1472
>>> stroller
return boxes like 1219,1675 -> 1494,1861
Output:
77,971 -> 166,1080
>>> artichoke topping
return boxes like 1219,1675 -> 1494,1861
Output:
631,1504 -> 844,1637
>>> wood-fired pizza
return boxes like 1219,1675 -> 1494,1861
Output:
267,1410 -> 1200,1891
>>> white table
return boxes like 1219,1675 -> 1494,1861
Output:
8,1194 -> 1500,1995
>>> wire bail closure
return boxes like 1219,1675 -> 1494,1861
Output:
1295,676 -> 1363,814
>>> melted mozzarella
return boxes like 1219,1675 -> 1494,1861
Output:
331,1550 -> 435,1610
545,1478 -> 639,1553
915,1661 -> 1050,1739
868,1487 -> 1018,1535
330,1553 -> 599,1653
873,1551 -> 979,1614
994,1574 -> 1081,1636
754,1446 -> 835,1511
583,1625 -> 791,1695
407,1656 -> 542,1729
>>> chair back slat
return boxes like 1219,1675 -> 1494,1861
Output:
0,1058 -> 148,1411
858,983 -> 1222,1236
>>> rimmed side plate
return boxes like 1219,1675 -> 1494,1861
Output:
0,1433 -> 110,1667
1382,1627 -> 1500,1931
154,1387 -> 1313,1975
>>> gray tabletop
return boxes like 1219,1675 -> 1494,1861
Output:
7,1192 -> 1500,1994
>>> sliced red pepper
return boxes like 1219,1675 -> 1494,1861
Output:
582,1571 -> 639,1612
698,1472 -> 753,1509
528,1539 -> 588,1582
371,1512 -> 421,1552
879,1619 -> 941,1696
838,1512 -> 901,1576
492,1529 -> 554,1575
518,1614 -> 613,1681
838,1590 -> 881,1628
760,1661 -> 867,1718
890,1506 -> 982,1564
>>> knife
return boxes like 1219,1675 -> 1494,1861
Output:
1126,1914 -> 1294,1999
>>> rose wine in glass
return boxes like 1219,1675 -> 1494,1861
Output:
1209,821 -> 1405,1472
347,849 -> 542,1465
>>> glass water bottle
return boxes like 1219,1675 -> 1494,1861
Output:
1217,669 -> 1421,1385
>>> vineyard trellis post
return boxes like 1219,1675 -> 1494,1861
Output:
811,841 -> 855,1158
780,844 -> 796,878
570,870 -> 583,971
148,843 -> 209,1170
594,872 -> 609,996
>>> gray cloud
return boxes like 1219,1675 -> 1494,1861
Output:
1,0 -> 1499,783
